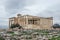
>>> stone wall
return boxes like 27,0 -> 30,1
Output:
9,14 -> 53,30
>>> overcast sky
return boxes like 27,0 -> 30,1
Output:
0,0 -> 60,29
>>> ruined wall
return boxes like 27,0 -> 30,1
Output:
9,14 -> 53,30
40,18 -> 53,29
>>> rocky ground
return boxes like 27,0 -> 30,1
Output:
0,29 -> 60,40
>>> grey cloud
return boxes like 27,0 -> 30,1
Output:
5,0 -> 25,14
0,0 -> 60,29
38,4 -> 60,24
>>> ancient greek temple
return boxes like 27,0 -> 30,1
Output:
9,14 -> 53,30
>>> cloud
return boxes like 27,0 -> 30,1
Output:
0,0 -> 60,29
4,0 -> 25,15
37,3 -> 60,24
